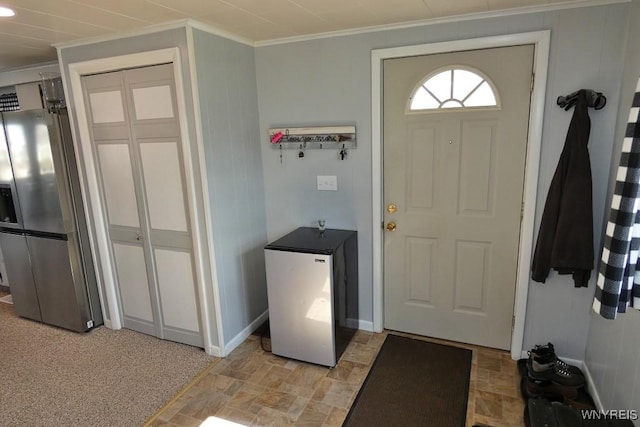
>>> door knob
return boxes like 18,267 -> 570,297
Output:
386,221 -> 397,232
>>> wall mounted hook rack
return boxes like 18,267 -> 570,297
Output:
269,126 -> 356,151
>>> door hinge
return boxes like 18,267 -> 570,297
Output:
512,315 -> 516,329
521,201 -> 525,220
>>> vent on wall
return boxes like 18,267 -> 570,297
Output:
0,93 -> 19,112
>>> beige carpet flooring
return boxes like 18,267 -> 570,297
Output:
0,303 -> 215,427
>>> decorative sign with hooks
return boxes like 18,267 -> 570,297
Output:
269,126 -> 356,150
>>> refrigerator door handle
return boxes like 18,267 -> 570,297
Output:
24,229 -> 68,241
0,227 -> 24,235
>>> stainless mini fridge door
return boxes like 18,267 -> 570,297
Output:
265,249 -> 336,367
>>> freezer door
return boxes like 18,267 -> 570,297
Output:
0,231 -> 41,321
3,110 -> 71,234
265,249 -> 336,366
27,233 -> 90,332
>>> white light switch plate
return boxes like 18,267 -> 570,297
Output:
317,175 -> 338,191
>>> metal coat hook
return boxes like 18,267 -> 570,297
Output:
557,89 -> 606,111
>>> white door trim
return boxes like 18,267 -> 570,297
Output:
64,47 -> 223,356
371,31 -> 550,359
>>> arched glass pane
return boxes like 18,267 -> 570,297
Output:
465,81 -> 497,107
452,69 -> 483,100
441,100 -> 463,108
423,70 -> 451,102
408,67 -> 498,111
410,87 -> 440,110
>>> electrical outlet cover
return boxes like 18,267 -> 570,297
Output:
317,175 -> 338,191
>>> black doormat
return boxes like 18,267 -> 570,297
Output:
344,334 -> 472,427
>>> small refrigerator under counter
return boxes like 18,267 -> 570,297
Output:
264,227 -> 358,367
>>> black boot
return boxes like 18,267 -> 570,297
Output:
526,354 -> 585,387
529,343 -> 584,378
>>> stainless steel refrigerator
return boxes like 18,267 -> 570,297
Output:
0,108 -> 102,332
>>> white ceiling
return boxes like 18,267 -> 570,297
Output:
0,0 -> 617,72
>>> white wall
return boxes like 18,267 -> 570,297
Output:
192,28 -> 268,347
585,0 -> 640,419
255,3 -> 629,359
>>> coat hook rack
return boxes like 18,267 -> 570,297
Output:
269,126 -> 356,152
557,89 -> 606,111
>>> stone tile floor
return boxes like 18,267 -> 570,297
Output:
146,330 -> 526,427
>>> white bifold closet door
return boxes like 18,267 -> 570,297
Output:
82,64 -> 202,347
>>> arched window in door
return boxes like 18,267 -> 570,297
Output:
407,66 -> 501,112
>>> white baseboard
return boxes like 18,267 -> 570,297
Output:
344,318 -> 374,331
582,361 -> 604,411
222,309 -> 269,357
206,345 -> 222,357
357,319 -> 374,332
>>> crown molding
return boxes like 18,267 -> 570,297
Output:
255,0 -> 629,47
53,19 -> 192,50
0,61 -> 60,87
186,20 -> 253,47
53,19 -> 249,51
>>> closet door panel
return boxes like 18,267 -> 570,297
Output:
139,141 -> 188,232
125,63 -> 202,344
155,248 -> 199,332
132,85 -> 174,120
96,143 -> 140,228
113,243 -> 154,325
89,90 -> 126,124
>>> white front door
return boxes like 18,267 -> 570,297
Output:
383,45 -> 534,349
81,64 -> 202,347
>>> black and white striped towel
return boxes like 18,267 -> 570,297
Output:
593,77 -> 640,319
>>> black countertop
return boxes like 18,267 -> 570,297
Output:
264,227 -> 356,255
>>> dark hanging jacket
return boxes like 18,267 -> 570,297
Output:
531,90 -> 593,287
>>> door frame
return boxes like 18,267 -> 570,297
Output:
64,47 -> 224,356
371,31 -> 550,359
